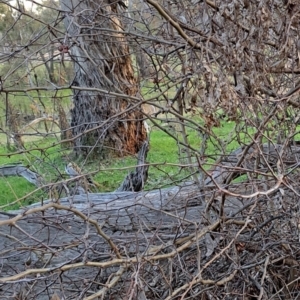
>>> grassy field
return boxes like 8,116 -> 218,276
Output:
0,117 -> 243,210
0,87 -> 256,210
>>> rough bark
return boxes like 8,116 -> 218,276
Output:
0,178 -> 298,299
0,164 -> 43,186
1,143 -> 300,298
134,44 -> 155,79
116,139 -> 149,191
60,0 -> 147,158
57,102 -> 73,147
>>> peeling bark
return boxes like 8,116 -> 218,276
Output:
60,0 -> 147,158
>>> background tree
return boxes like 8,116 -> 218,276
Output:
60,0 -> 147,158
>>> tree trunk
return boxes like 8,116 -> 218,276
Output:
134,43 -> 155,79
60,0 -> 147,158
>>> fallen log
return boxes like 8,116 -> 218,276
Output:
0,142 -> 300,299
0,163 -> 43,186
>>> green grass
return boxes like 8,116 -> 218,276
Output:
0,136 -> 67,209
0,89 -> 283,210
0,113 -> 252,210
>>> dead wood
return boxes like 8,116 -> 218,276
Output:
0,164 -> 43,186
1,142 -> 300,299
116,140 -> 150,192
